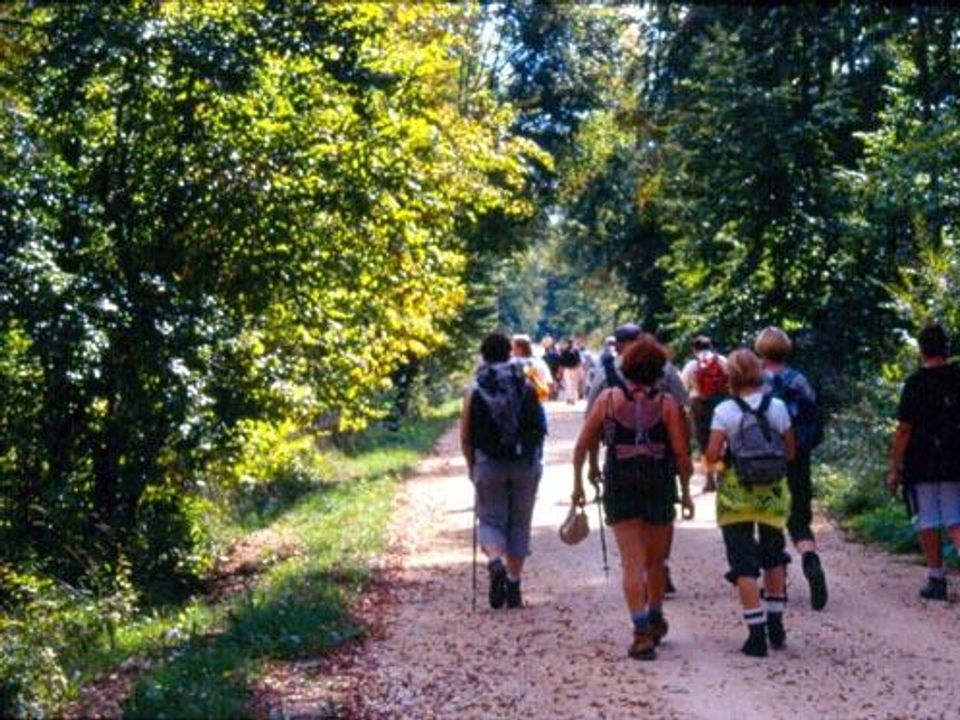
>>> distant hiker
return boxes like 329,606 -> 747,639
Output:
558,338 -> 585,404
542,336 -> 561,399
572,336 -> 694,660
705,349 -> 794,657
756,326 -> 828,610
586,323 -> 690,595
461,332 -> 547,609
887,322 -> 960,601
681,336 -> 729,492
512,333 -> 554,403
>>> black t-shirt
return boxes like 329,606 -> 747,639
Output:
897,363 -> 960,484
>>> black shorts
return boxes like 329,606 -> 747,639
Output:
602,459 -> 677,526
721,522 -> 790,583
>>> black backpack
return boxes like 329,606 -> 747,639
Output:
470,364 -> 546,461
770,369 -> 824,453
730,395 -> 788,486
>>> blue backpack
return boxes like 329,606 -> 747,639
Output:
770,369 -> 824,453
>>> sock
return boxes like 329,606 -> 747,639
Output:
506,573 -> 520,583
649,604 -> 663,622
764,595 -> 787,614
928,567 -> 946,580
632,609 -> 650,632
743,606 -> 766,629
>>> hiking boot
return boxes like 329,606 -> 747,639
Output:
628,628 -> 657,660
650,614 -> 669,646
506,578 -> 522,609
665,567 -> 677,596
802,551 -> 828,611
766,613 -> 786,650
919,577 -> 948,601
741,625 -> 768,658
488,559 -> 507,609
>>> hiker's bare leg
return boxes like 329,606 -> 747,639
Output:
613,520 -> 648,612
505,555 -> 525,577
919,527 -> 943,569
643,524 -> 671,607
736,576 -> 762,610
763,564 -> 786,598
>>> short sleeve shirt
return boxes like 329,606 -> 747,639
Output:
897,363 -> 960,484
711,391 -> 792,445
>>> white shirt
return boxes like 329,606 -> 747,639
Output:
711,391 -> 791,446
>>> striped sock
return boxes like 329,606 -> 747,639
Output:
765,595 -> 787,614
929,567 -> 946,580
743,606 -> 766,628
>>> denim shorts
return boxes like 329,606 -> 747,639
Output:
912,482 -> 960,531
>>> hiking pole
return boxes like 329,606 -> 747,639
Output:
471,480 -> 478,614
592,473 -> 609,579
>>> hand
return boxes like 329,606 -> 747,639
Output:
886,468 -> 899,496
588,465 -> 602,487
680,490 -> 695,520
571,482 -> 586,508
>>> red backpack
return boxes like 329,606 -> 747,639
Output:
696,353 -> 728,398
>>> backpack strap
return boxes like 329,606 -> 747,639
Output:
733,395 -> 775,441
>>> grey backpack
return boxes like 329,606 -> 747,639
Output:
729,395 -> 787,486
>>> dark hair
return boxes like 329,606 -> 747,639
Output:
692,335 -> 713,352
918,323 -> 949,359
620,336 -> 667,386
480,332 -> 512,364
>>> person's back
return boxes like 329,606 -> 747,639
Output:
901,363 -> 960,480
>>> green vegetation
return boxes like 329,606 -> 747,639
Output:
3,1 -> 960,715
1,404 -> 456,718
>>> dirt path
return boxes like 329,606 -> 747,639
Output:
348,402 -> 960,719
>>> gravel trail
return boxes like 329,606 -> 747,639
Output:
352,402 -> 960,719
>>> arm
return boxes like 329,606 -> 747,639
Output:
705,429 -> 727,466
459,389 -> 473,476
664,397 -> 694,517
572,389 -> 608,505
783,428 -> 797,462
887,421 -> 912,494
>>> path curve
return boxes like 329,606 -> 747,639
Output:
353,402 -> 960,719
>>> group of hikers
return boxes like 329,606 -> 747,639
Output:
459,321 -> 960,661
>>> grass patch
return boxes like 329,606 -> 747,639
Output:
121,407 -> 456,718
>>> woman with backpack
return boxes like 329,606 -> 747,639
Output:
461,333 -> 547,610
571,336 -> 694,660
755,326 -> 828,611
705,349 -> 795,657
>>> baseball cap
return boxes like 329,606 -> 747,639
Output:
614,323 -> 642,343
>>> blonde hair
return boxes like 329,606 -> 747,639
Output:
726,348 -> 764,393
754,326 -> 793,363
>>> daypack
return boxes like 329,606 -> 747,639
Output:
770,369 -> 824,453
729,395 -> 788,487
518,360 -> 550,403
603,387 -> 670,486
471,363 -> 546,461
696,352 -> 729,398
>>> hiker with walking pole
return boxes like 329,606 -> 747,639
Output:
572,336 -> 694,660
460,332 -> 547,610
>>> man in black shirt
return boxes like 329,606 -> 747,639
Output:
888,323 -> 960,600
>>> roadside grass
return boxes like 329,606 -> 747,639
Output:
121,403 -> 458,718
0,402 -> 459,719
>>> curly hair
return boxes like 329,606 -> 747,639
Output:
620,336 -> 667,386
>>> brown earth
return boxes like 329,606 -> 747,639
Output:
296,400 -> 960,720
